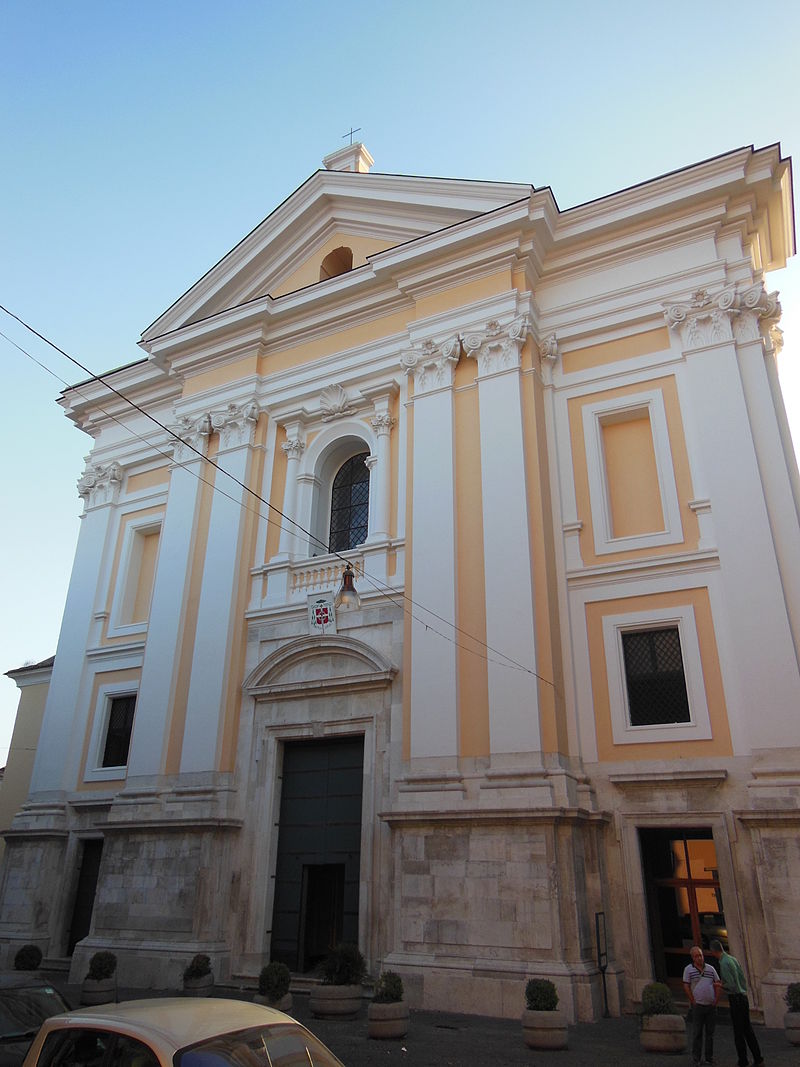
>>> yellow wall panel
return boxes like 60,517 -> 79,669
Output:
586,588 -> 732,762
562,327 -> 670,375
568,376 -> 699,565
602,415 -> 664,538
454,380 -> 489,757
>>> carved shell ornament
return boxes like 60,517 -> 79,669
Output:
320,384 -> 357,421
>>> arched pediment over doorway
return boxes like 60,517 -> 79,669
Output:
243,634 -> 397,701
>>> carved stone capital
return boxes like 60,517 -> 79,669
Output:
401,335 -> 461,395
281,437 -> 305,462
462,315 -> 530,376
77,461 -> 123,508
211,401 -> 261,450
539,334 -> 559,363
664,283 -> 781,351
370,412 -> 396,436
319,384 -> 358,422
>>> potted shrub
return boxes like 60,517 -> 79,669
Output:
309,943 -> 365,1019
13,944 -> 43,971
521,977 -> 567,1049
255,961 -> 292,1011
81,951 -> 117,1005
368,971 -> 409,1039
639,981 -> 686,1053
183,954 -> 214,997
785,982 -> 800,1046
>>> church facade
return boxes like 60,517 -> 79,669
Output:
2,142 -> 799,1024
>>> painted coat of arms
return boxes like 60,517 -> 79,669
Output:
308,591 -> 337,634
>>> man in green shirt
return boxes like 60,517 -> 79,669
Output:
709,939 -> 763,1067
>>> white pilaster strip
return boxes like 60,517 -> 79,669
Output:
29,464 -> 122,793
402,339 -> 459,758
464,318 -> 540,754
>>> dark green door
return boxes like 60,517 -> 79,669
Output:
270,736 -> 364,971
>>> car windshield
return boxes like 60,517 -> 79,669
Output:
174,1023 -> 343,1067
0,987 -> 70,1040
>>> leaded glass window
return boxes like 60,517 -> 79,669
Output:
101,694 -> 136,767
621,627 -> 691,727
328,452 -> 370,552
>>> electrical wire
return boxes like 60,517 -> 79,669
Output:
1,304 -> 557,689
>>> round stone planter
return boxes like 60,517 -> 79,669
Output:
81,977 -> 116,1006
368,1001 -> 409,1039
183,974 -> 214,998
521,1009 -> 568,1050
640,1014 -> 687,1053
785,1011 -> 800,1046
309,985 -> 362,1019
254,992 -> 293,1012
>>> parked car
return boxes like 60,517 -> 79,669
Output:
20,999 -> 344,1067
0,979 -> 71,1067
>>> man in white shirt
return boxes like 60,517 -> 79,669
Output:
683,945 -> 722,1066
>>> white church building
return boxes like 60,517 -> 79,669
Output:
2,142 -> 799,1024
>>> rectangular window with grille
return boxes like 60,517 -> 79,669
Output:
621,627 -> 691,727
101,694 -> 136,767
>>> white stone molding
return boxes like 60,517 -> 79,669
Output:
401,335 -> 461,395
664,283 -> 781,351
462,315 -> 531,377
77,461 -> 123,508
319,384 -> 358,421
280,436 -> 306,462
367,399 -> 396,544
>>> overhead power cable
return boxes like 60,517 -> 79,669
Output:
1,304 -> 557,690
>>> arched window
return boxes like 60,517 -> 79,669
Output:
329,452 -> 370,552
319,246 -> 353,281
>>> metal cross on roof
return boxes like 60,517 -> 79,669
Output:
342,127 -> 362,145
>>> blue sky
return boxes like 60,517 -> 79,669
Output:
2,0 -> 800,763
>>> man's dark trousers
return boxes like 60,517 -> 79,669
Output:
728,991 -> 762,1066
691,1003 -> 716,1064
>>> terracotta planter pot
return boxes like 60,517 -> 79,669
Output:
521,1009 -> 568,1049
785,1011 -> 800,1046
368,1001 -> 409,1039
81,977 -> 116,1006
183,974 -> 214,997
254,992 -> 293,1012
640,1014 -> 687,1053
309,985 -> 362,1019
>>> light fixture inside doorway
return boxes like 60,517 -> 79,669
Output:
334,563 -> 361,612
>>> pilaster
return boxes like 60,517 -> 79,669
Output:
401,337 -> 460,759
463,317 -> 540,755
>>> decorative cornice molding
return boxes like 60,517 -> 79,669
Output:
319,384 -> 358,422
77,461 -> 123,507
664,282 -> 780,351
462,315 -> 531,376
400,335 -> 461,395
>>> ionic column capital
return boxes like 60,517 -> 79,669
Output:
664,282 -> 781,351
401,335 -> 461,395
462,315 -> 531,376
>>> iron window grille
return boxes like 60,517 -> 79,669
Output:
101,694 -> 136,767
621,627 -> 691,727
328,452 -> 370,552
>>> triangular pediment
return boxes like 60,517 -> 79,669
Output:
140,168 -> 530,345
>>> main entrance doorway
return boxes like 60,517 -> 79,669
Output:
640,828 -> 727,986
270,736 -> 364,972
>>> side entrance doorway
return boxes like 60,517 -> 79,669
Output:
270,736 -> 364,972
639,828 -> 727,986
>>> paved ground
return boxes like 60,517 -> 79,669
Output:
48,977 -> 796,1067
